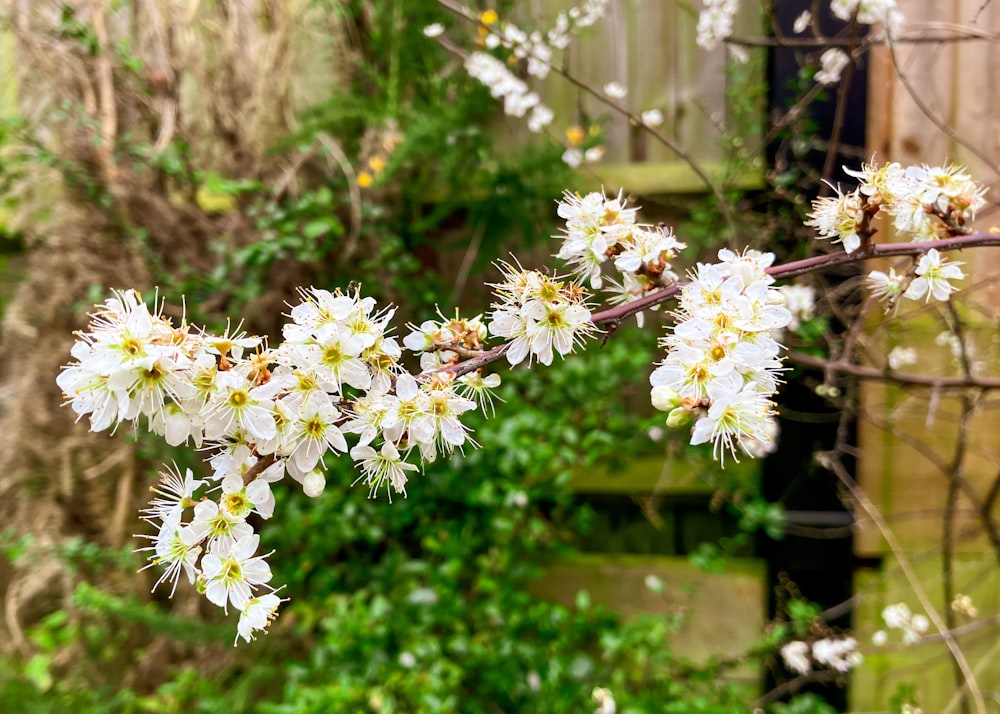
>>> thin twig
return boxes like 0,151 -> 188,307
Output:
825,455 -> 988,714
789,350 -> 1000,390
242,453 -> 277,486
436,232 -> 1000,380
887,35 -> 1000,177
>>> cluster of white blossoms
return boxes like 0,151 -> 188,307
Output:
871,602 -> 930,646
480,0 -> 608,77
815,48 -> 850,85
699,0 -> 901,54
808,161 -> 987,250
555,190 -> 685,326
58,287 -> 494,641
780,636 -> 861,676
464,52 -> 554,133
458,1 -> 609,136
649,249 -> 792,462
402,310 -> 503,414
135,463 -> 284,644
830,0 -> 902,35
696,0 -> 739,50
487,261 -> 598,367
807,160 -> 982,307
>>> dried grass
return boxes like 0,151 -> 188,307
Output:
0,0 -> 347,676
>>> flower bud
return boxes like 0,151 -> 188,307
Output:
303,470 -> 326,498
666,406 -> 691,428
650,385 -> 681,412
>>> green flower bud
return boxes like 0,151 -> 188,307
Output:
666,406 -> 691,428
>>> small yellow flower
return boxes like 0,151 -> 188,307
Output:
479,9 -> 498,25
358,171 -> 374,189
368,155 -> 387,173
565,126 -> 585,147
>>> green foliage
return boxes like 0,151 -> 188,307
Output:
786,599 -> 824,638
772,693 -> 840,714
736,497 -> 787,541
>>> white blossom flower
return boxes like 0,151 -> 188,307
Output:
605,273 -> 658,327
780,640 -> 811,675
793,10 -> 811,33
832,0 -> 900,28
381,372 -> 432,444
844,159 -> 905,206
952,594 -> 978,618
882,602 -> 913,630
284,394 -> 348,478
142,463 -> 203,523
867,267 -> 904,304
219,473 -> 275,520
343,390 -> 397,446
527,105 -> 554,133
816,48 -> 850,85
740,415 -> 780,458
464,51 -> 554,132
603,81 -> 627,99
690,378 -> 775,463
779,284 -> 815,331
302,469 -> 326,497
457,371 -> 503,415
562,148 -> 583,168
880,602 -> 930,644
203,370 -> 277,443
811,637 -> 860,672
350,441 -> 418,501
488,264 -> 596,366
806,186 -> 865,252
411,379 -> 478,459
236,592 -> 284,644
555,189 -> 643,288
640,108 -> 664,128
653,249 -> 790,463
187,499 -> 253,549
201,533 -> 273,613
903,249 -> 964,302
422,23 -> 445,38
136,514 -> 202,597
887,345 -> 917,370
696,0 -> 738,50
889,164 -> 987,237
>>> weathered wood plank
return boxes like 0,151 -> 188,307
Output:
859,0 -> 1000,558
523,0 -> 762,191
531,553 -> 765,680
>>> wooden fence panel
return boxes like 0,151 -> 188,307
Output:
856,3 -> 1000,709
523,0 -> 762,191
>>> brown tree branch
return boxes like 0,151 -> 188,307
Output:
438,231 -> 1000,379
